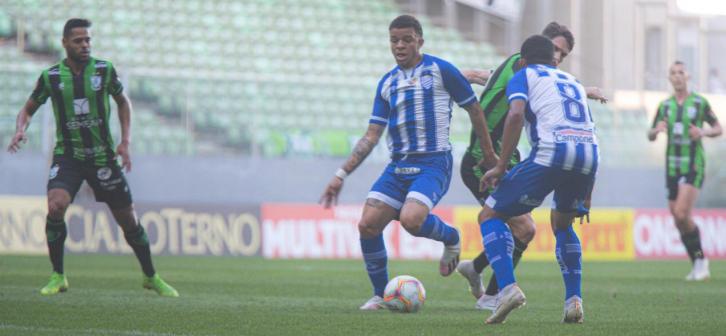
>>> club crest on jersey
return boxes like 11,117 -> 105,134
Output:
49,164 -> 60,180
687,106 -> 697,119
421,74 -> 433,90
57,82 -> 64,90
97,167 -> 112,180
91,75 -> 102,91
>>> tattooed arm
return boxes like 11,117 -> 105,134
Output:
320,124 -> 385,208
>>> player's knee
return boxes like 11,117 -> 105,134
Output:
478,207 -> 496,223
358,220 -> 381,238
520,218 -> 537,243
399,211 -> 425,235
672,207 -> 690,226
47,198 -> 69,218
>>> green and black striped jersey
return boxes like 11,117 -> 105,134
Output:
30,57 -> 123,165
465,53 -> 523,176
652,92 -> 718,180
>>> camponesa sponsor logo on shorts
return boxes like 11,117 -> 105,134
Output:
553,127 -> 594,144
49,164 -> 60,180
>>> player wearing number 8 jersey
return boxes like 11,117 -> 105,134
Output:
648,61 -> 722,281
478,35 -> 597,324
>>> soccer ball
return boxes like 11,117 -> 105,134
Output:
383,275 -> 426,313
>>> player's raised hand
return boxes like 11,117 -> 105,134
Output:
481,164 -> 506,191
585,86 -> 608,104
320,176 -> 343,209
7,130 -> 27,153
688,124 -> 703,141
116,141 -> 132,172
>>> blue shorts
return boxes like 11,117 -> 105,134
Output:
485,158 -> 595,217
368,151 -> 453,210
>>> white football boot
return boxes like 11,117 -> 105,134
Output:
485,284 -> 526,324
359,295 -> 385,310
440,241 -> 461,276
476,294 -> 498,311
562,296 -> 584,323
456,260 -> 484,299
686,258 -> 710,281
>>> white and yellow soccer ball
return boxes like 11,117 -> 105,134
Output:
383,275 -> 426,313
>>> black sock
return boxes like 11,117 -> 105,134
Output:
472,251 -> 490,274
484,236 -> 528,296
681,226 -> 705,263
124,225 -> 156,277
46,216 -> 67,274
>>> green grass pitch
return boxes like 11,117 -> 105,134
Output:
0,255 -> 724,335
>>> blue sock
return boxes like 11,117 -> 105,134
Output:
555,226 -> 582,300
360,234 -> 388,297
414,214 -> 459,246
480,218 -> 515,289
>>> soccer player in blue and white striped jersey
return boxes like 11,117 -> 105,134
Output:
320,15 -> 498,310
479,35 -> 598,324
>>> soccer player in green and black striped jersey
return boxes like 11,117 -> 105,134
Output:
648,61 -> 722,281
7,18 -> 179,297
456,22 -> 608,310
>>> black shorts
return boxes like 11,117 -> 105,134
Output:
461,150 -> 522,206
666,171 -> 703,201
47,155 -> 133,209
460,152 -> 489,206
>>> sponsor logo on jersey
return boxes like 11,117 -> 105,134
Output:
553,128 -> 594,144
66,118 -> 102,130
49,164 -> 60,180
81,145 -> 107,155
73,98 -> 90,115
58,82 -> 64,90
91,75 -> 102,91
97,167 -> 113,180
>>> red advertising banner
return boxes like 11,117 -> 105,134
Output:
261,204 -> 452,259
633,209 -> 726,259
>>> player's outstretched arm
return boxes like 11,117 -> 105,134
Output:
7,99 -> 40,153
463,102 -> 498,169
462,69 -> 492,86
585,86 -> 608,104
482,99 -> 525,190
113,92 -> 133,172
319,124 -> 385,208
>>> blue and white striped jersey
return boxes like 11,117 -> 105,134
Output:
506,64 -> 599,175
370,54 -> 477,154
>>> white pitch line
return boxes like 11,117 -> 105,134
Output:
0,323 -> 212,336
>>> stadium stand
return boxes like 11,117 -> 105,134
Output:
1,0 -> 648,166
